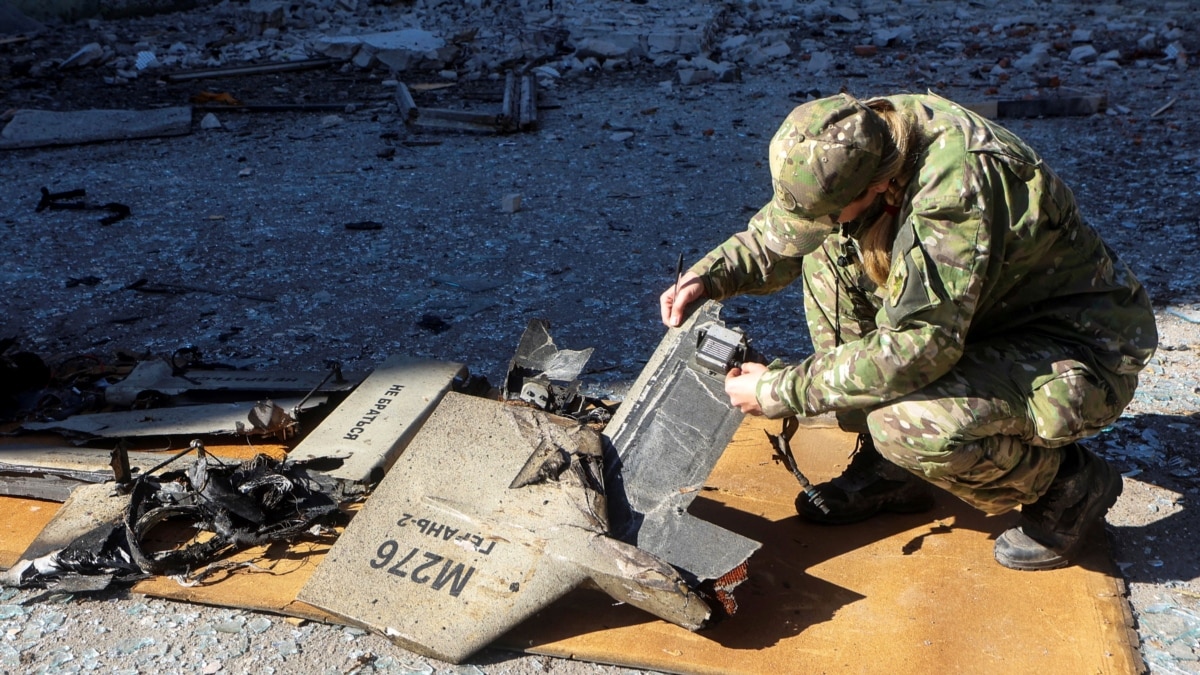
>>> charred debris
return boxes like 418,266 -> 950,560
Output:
1,308 -> 765,659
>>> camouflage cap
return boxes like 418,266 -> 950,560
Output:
757,94 -> 888,257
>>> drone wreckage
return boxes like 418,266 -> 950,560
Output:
0,303 -> 772,663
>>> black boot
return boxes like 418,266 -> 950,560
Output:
993,444 -> 1123,571
797,434 -> 936,525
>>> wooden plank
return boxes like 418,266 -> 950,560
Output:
501,70 -> 519,123
396,82 -> 418,123
519,74 -> 538,131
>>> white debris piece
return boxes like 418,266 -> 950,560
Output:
1070,45 -> 1099,63
806,50 -> 835,74
60,43 -> 104,69
314,29 -> 447,72
678,68 -> 714,86
135,51 -> 159,70
873,26 -> 914,48
1013,43 -> 1052,71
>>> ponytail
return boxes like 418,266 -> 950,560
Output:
858,98 -> 918,286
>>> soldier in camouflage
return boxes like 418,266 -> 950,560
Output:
660,92 -> 1157,571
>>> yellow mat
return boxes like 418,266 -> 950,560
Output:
0,421 -> 1140,674
501,418 -> 1141,674
0,496 -> 60,569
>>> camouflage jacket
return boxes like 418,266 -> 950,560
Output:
692,93 -> 1158,418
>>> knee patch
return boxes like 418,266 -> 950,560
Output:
867,406 -> 966,478
1026,361 -> 1121,444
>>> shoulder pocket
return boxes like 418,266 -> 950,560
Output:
884,245 -> 940,325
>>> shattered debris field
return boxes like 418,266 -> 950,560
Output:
2,0 -> 1200,673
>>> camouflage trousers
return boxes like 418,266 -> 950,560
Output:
801,237 -> 1136,514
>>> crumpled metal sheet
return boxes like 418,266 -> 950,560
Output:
1,445 -> 342,590
19,397 -> 326,439
102,358 -> 361,407
502,319 -> 593,403
298,392 -> 711,664
601,300 -> 762,586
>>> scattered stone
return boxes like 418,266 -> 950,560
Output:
1069,45 -> 1099,63
610,131 -> 635,142
853,45 -> 878,57
806,51 -> 835,74
501,194 -> 522,213
313,29 -> 449,73
831,6 -> 860,22
199,113 -> 221,130
1013,43 -> 1052,71
320,115 -> 343,128
760,41 -> 792,60
1164,42 -> 1187,66
575,38 -> 635,61
1071,29 -> 1093,43
872,26 -> 914,48
678,68 -> 714,86
720,35 -> 749,52
713,61 -> 740,82
240,0 -> 286,37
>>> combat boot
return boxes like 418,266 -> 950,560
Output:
796,434 -> 936,525
994,443 -> 1123,571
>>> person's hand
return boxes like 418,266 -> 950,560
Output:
660,271 -> 707,327
725,361 -> 768,415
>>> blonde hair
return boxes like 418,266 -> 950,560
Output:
858,98 -> 918,285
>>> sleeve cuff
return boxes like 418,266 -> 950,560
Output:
755,367 -> 797,419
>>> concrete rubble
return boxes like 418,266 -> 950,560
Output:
0,107 -> 192,149
3,0 -> 1191,149
2,0 -> 1190,96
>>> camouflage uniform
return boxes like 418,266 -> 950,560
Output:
692,93 -> 1157,513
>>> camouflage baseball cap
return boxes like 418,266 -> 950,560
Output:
756,93 -> 888,257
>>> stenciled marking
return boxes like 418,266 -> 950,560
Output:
343,384 -> 405,440
396,512 -> 497,555
369,540 -> 475,598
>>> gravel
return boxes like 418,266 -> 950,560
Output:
1,0 -> 1198,672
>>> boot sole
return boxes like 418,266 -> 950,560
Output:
995,460 -> 1124,571
797,489 -> 936,526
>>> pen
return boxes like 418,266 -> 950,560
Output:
673,252 -> 683,300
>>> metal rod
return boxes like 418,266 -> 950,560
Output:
164,58 -> 340,82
